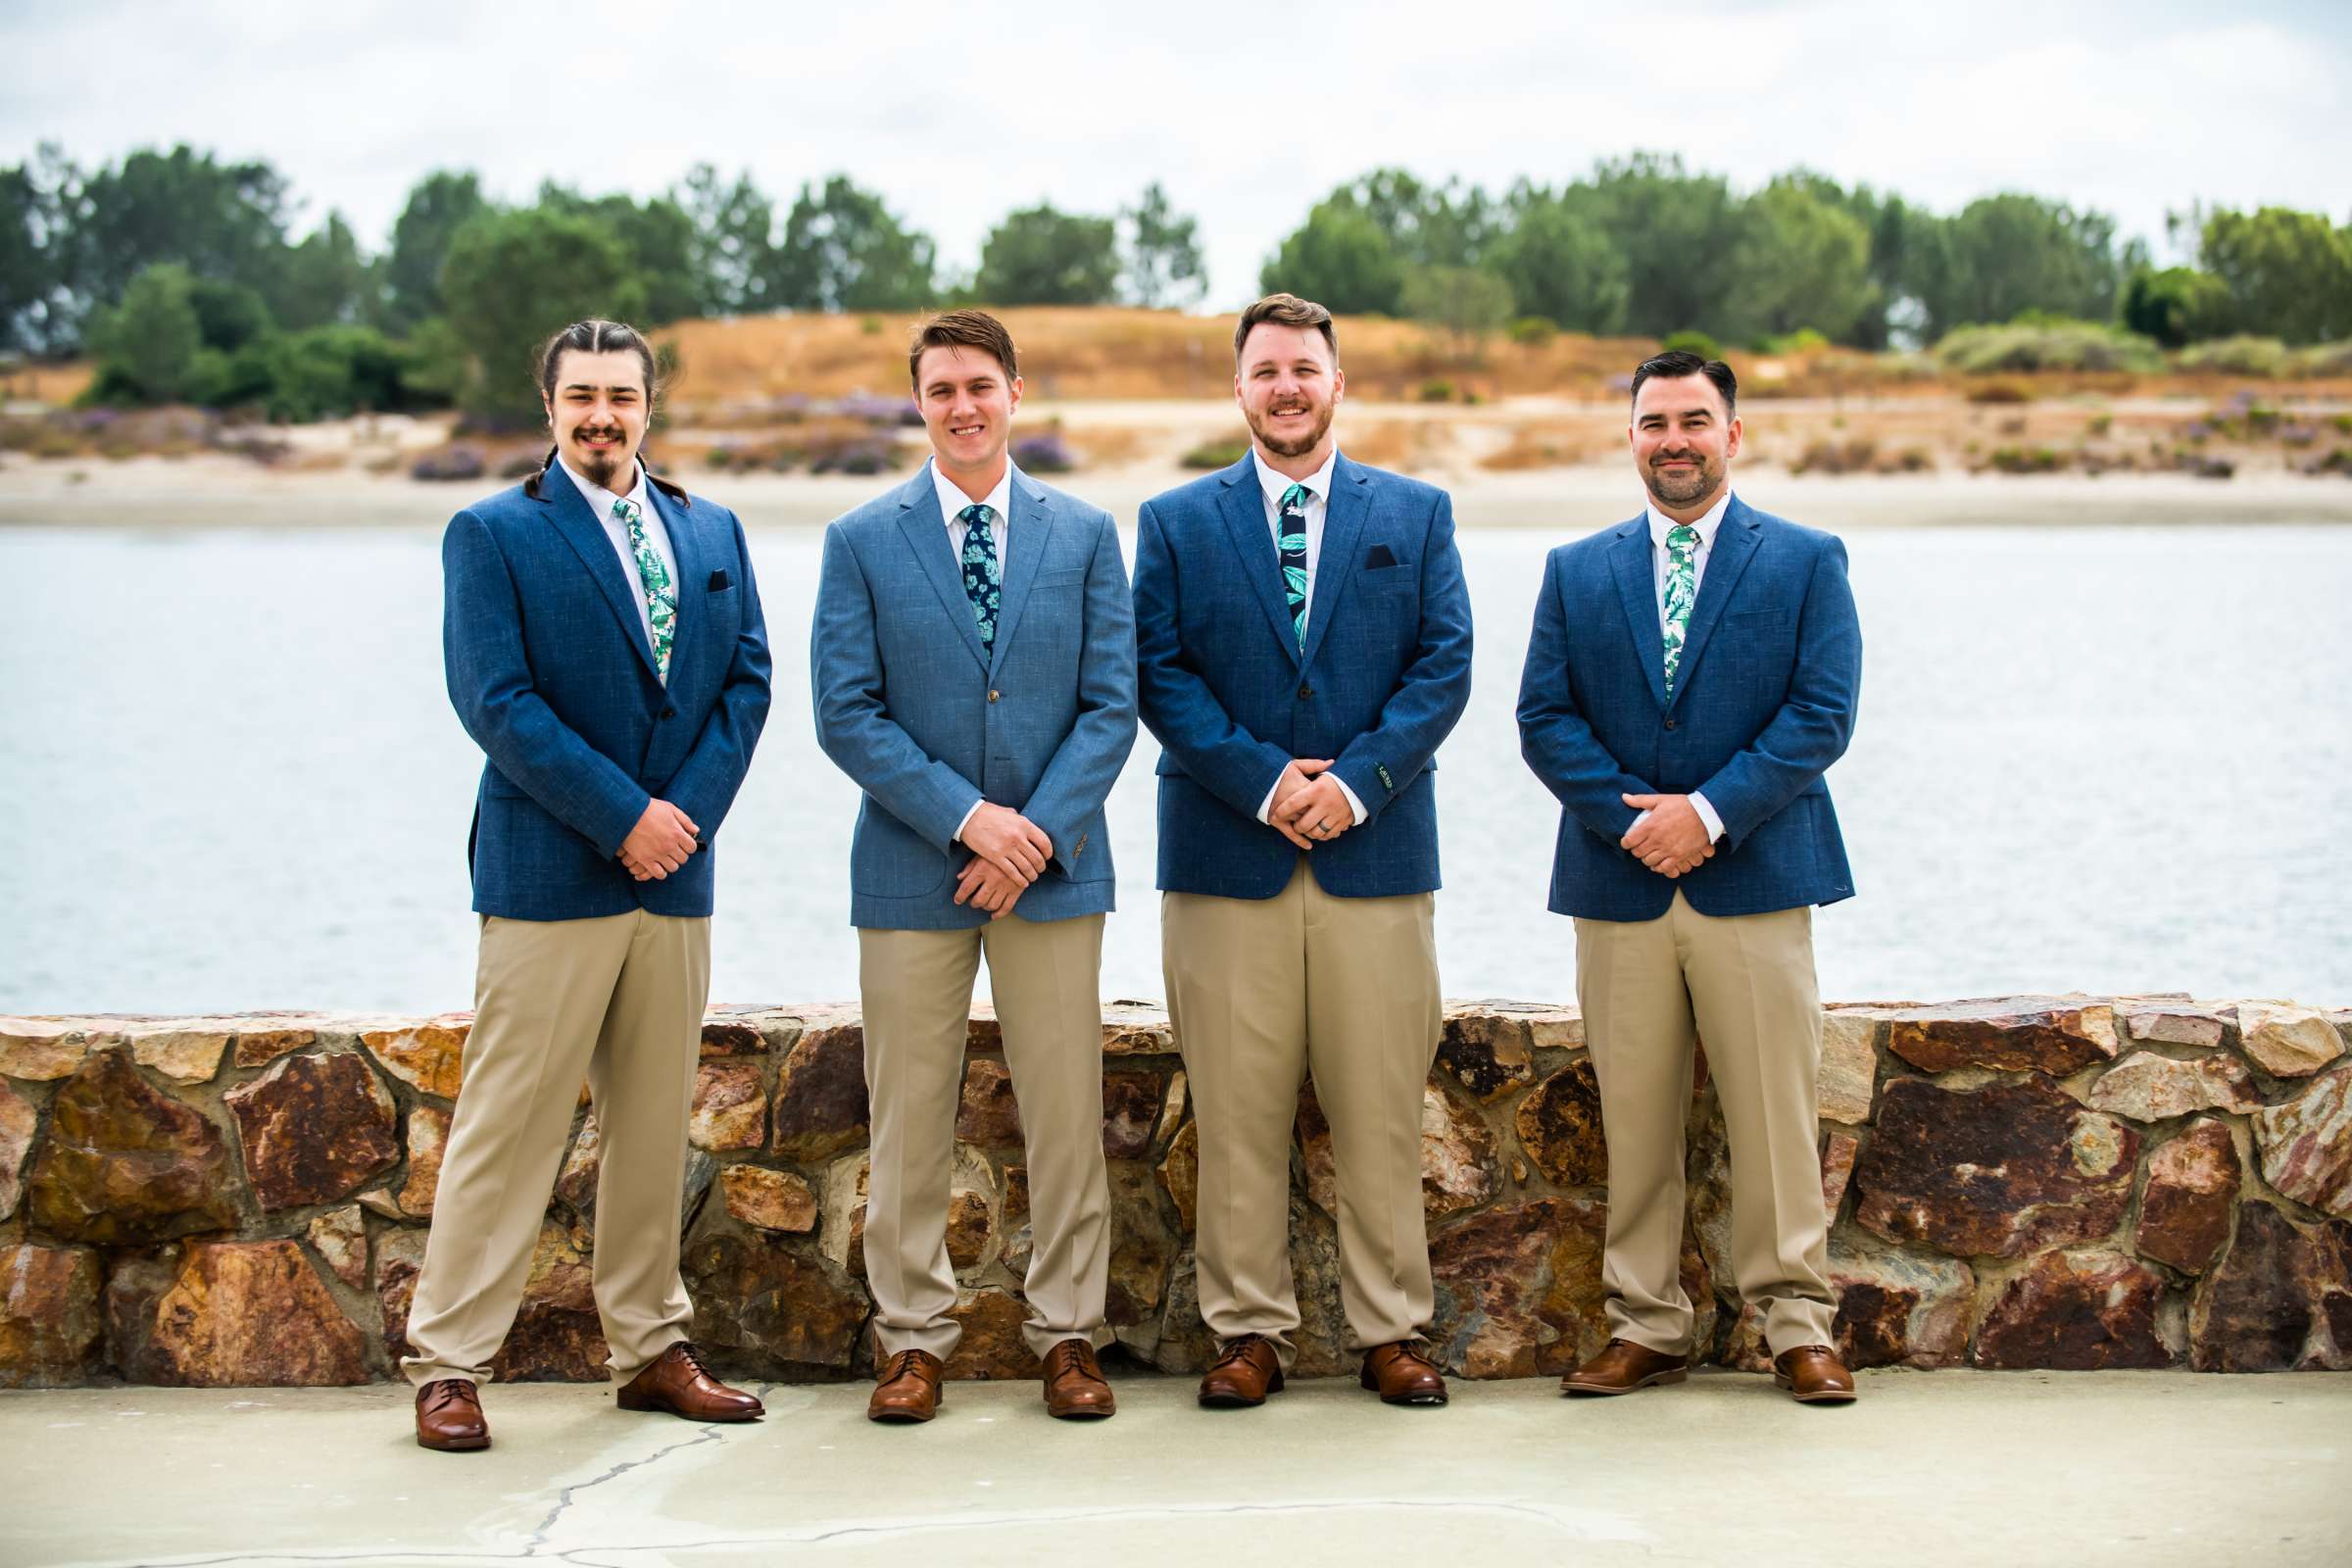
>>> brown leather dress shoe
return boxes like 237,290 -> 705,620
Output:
1041,1339 -> 1116,1420
1197,1333 -> 1284,1408
1561,1338 -> 1690,1396
868,1348 -> 946,1423
1359,1341 -> 1448,1405
416,1378 -> 489,1451
614,1342 -> 764,1422
1774,1345 -> 1857,1404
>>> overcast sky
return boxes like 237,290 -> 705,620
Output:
8,0 -> 2348,307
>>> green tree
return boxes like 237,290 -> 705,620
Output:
257,325 -> 420,420
84,261 -> 208,404
975,203 -> 1121,306
1399,264 -> 1515,357
1578,153 -> 1746,338
1906,193 -> 2122,337
2195,206 -> 2352,344
70,145 -> 292,310
436,208 -> 648,424
676,164 -> 778,315
1121,182 -> 1205,308
186,275 -> 273,352
536,183 -> 704,323
1724,178 -> 1875,345
1765,171 -> 1922,348
277,213 -> 372,329
384,171 -> 488,321
0,148 -> 73,354
1260,196 -> 1406,316
1488,183 -> 1629,334
768,175 -> 936,312
2120,266 -> 2233,348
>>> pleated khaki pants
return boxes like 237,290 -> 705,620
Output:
858,911 -> 1110,1361
1164,858 -> 1442,1366
1574,890 -> 1837,1356
402,908 -> 710,1388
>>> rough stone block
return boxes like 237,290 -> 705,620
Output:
1885,996 -> 2120,1076
1974,1248 -> 2172,1369
113,1240 -> 367,1386
2135,1118 -> 2240,1275
223,1051 -> 399,1211
2251,1062 -> 2352,1221
769,1024 -> 870,1162
26,1049 -> 237,1246
0,1243 -> 103,1387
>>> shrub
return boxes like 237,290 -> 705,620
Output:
412,445 -> 486,481
1758,328 -> 1830,355
1416,378 -> 1455,403
1965,379 -> 2032,405
1012,431 -> 1075,473
1936,318 -> 2164,374
499,451 -> 546,478
2292,340 -> 2352,377
1505,316 -> 1559,347
2177,335 -> 2289,377
1180,436 -> 1250,469
809,440 -> 896,476
2086,414 -> 2113,436
1985,445 -> 2067,474
1660,329 -> 1723,361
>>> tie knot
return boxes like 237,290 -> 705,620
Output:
1667,522 -> 1700,553
1279,482 -> 1309,514
612,497 -> 641,527
959,503 -> 995,531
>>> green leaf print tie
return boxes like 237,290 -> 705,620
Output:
1278,482 -> 1309,651
612,497 -> 676,680
1661,522 -> 1700,701
958,503 -> 1001,652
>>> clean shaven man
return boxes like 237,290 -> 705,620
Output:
411,318 -> 773,1450
811,310 -> 1138,1423
1517,348 -> 1863,1405
1133,292 -> 1473,1409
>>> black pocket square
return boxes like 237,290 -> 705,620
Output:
1364,544 -> 1399,568
708,568 -> 730,591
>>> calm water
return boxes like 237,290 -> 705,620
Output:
3,520 -> 2348,1013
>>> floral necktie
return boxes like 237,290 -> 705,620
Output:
1277,482 -> 1309,651
612,496 -> 675,680
959,503 -> 1001,652
1661,523 -> 1700,701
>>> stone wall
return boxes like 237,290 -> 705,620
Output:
3,995 -> 2349,1389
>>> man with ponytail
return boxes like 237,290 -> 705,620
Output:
408,318 -> 774,1451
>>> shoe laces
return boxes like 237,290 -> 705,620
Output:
1046,1341 -> 1098,1378
671,1342 -> 713,1379
421,1378 -> 475,1410
1212,1334 -> 1268,1369
884,1348 -> 932,1383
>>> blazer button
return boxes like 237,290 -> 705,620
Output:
1298,684 -> 1314,700
988,689 -> 1001,703
1663,717 -> 1678,730
662,706 -> 677,719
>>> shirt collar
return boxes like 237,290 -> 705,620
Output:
931,458 -> 1016,527
1253,445 -> 1339,511
559,454 -> 649,521
1646,488 -> 1735,551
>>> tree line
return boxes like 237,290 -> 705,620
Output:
3,143 -> 2347,426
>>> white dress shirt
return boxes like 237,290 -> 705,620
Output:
932,459 -> 1018,846
1637,488 -> 1732,844
560,456 -> 676,685
1250,447 -> 1368,829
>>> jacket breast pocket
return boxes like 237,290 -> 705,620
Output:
1031,569 -> 1087,594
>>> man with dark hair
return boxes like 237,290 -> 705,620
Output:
812,309 -> 1138,1424
409,318 -> 773,1450
1134,292 -> 1473,1409
1517,349 -> 1863,1404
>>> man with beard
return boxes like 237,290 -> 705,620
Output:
1133,292 -> 1472,1408
1517,349 -> 1863,1404
812,310 -> 1137,1423
410,318 -> 773,1450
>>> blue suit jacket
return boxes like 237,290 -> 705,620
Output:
1517,495 -> 1860,921
1134,453 -> 1473,899
811,464 -> 1138,930
442,465 -> 772,921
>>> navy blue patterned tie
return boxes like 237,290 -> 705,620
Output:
958,504 -> 1001,651
1277,482 -> 1308,651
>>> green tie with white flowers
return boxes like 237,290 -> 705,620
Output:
1277,482 -> 1309,651
612,496 -> 676,680
1661,522 -> 1700,701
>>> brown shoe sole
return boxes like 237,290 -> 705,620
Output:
1359,1365 -> 1448,1405
416,1429 -> 490,1451
1562,1366 -> 1688,1396
615,1389 -> 764,1421
1197,1368 -> 1285,1408
1046,1400 -> 1116,1420
1773,1372 -> 1857,1404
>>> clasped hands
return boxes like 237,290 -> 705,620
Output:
1620,792 -> 1714,878
954,802 -> 1054,919
619,799 -> 700,881
1270,757 -> 1352,850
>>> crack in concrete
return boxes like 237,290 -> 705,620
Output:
525,1424 -> 728,1550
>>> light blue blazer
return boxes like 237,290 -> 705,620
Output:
810,464 -> 1138,929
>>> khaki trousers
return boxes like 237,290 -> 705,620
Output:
1574,890 -> 1836,1356
1164,858 -> 1441,1365
402,909 -> 710,1388
859,912 -> 1110,1361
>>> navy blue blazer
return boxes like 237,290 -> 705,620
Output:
1517,495 -> 1860,921
810,464 -> 1138,930
1134,453 -> 1473,900
442,465 -> 772,921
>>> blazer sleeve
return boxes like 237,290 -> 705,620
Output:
1695,534 -> 1862,849
442,509 -> 649,858
661,508 -> 773,844
1019,509 -> 1140,875
1328,490 -> 1474,821
1516,549 -> 1655,843
809,520 -> 986,851
1132,497 -> 1295,815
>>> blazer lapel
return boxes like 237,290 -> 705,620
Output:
1666,499 -> 1763,712
1609,518 -> 1669,711
537,463 -> 662,682
1298,455 -> 1369,671
894,465 -> 990,675
1214,455 -> 1302,666
985,469 -> 1054,675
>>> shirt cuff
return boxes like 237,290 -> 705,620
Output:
953,799 -> 984,845
1254,772 -> 1281,825
1690,792 -> 1725,844
1334,775 -> 1368,825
